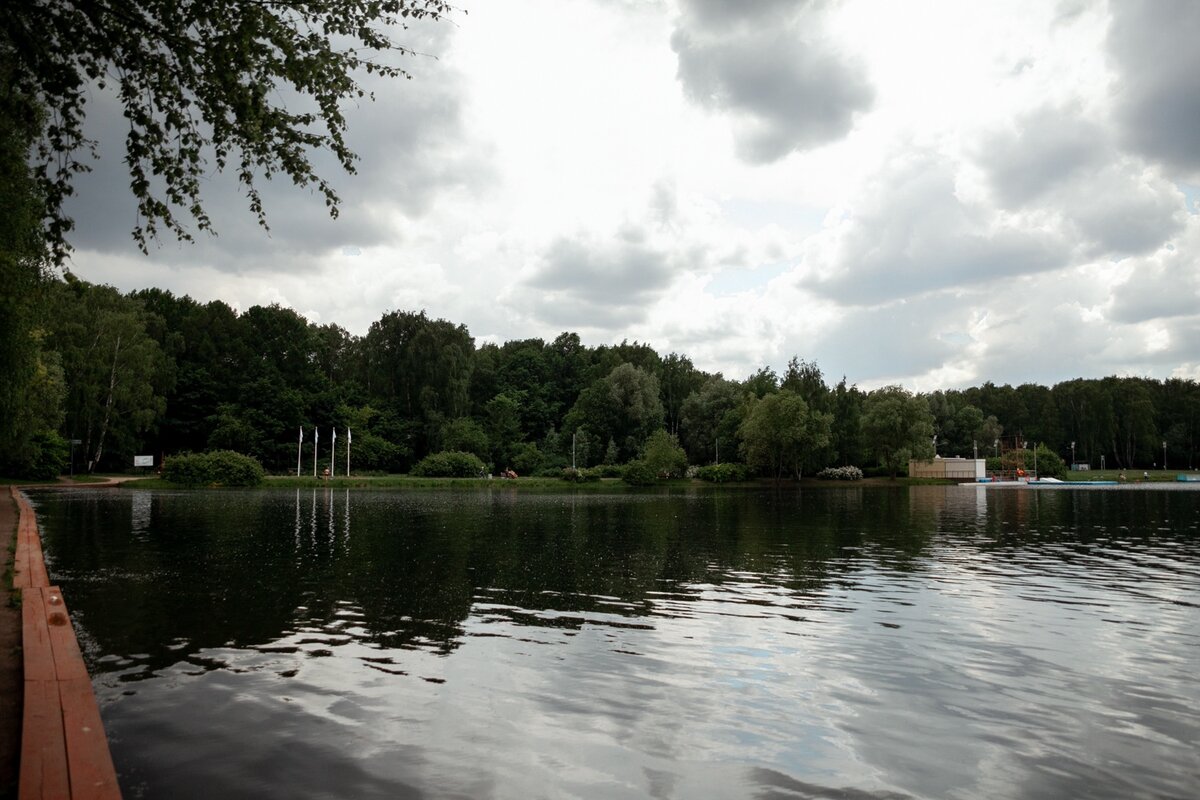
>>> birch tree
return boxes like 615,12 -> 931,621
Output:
49,279 -> 170,472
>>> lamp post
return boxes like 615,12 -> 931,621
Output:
993,439 -> 999,458
1034,443 -> 1038,478
973,439 -> 978,460
1163,440 -> 1167,471
1070,440 -> 1076,470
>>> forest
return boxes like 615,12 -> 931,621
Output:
2,275 -> 1198,481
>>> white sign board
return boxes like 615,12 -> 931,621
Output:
134,455 -> 154,467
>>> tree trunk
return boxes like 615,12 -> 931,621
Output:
88,333 -> 122,473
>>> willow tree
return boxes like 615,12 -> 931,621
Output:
0,0 -> 452,259
739,390 -> 831,482
862,385 -> 935,479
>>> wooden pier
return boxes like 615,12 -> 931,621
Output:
11,487 -> 121,800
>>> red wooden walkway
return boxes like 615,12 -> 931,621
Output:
11,487 -> 121,800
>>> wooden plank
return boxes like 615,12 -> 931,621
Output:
22,590 -> 56,683
19,679 -> 70,800
27,555 -> 51,590
42,589 -> 88,682
58,678 -> 121,800
12,543 -> 30,588
15,494 -> 124,799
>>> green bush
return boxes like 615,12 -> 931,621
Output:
163,450 -> 265,487
592,463 -> 623,478
621,460 -> 658,486
410,450 -> 486,478
641,430 -> 688,478
561,467 -> 601,482
695,463 -> 749,483
512,442 -> 545,475
25,432 -> 69,480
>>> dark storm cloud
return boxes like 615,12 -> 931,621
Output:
979,106 -> 1107,206
671,0 -> 874,163
520,228 -> 678,329
978,105 -> 1185,259
1108,1 -> 1200,174
60,20 -> 485,271
803,153 -> 1067,305
1067,172 -> 1184,258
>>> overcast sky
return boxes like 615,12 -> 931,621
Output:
63,0 -> 1200,391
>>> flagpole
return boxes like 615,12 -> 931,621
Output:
313,427 -> 319,478
297,426 -> 303,477
346,428 -> 351,477
330,428 -> 337,479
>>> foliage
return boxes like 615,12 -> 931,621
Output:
0,71 -> 59,475
695,463 -> 749,483
3,0 -> 453,258
162,450 -> 264,487
410,450 -> 485,478
679,377 -> 743,465
738,390 -> 831,480
621,460 -> 658,486
1001,445 -> 1067,479
640,430 -> 688,478
484,393 -> 523,468
830,378 -> 866,466
1,431 -> 69,480
440,417 -> 490,463
48,279 -> 172,472
560,467 -> 600,483
13,275 -> 1200,483
816,465 -> 863,481
591,463 -> 624,479
862,386 -> 935,479
565,363 -> 664,463
512,442 -> 546,476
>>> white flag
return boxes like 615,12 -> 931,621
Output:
299,426 -> 304,443
347,428 -> 352,443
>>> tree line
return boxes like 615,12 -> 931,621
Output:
3,276 -> 1198,480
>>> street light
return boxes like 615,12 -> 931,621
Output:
1163,440 -> 1167,471
993,439 -> 999,457
973,439 -> 978,460
1070,440 -> 1076,470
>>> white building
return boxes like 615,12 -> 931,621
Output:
908,456 -> 986,482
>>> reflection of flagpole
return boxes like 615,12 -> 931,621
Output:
313,427 -> 319,478
297,427 -> 304,476
346,428 -> 351,477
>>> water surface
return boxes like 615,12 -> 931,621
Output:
29,486 -> 1200,799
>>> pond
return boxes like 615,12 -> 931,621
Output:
27,485 -> 1200,799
